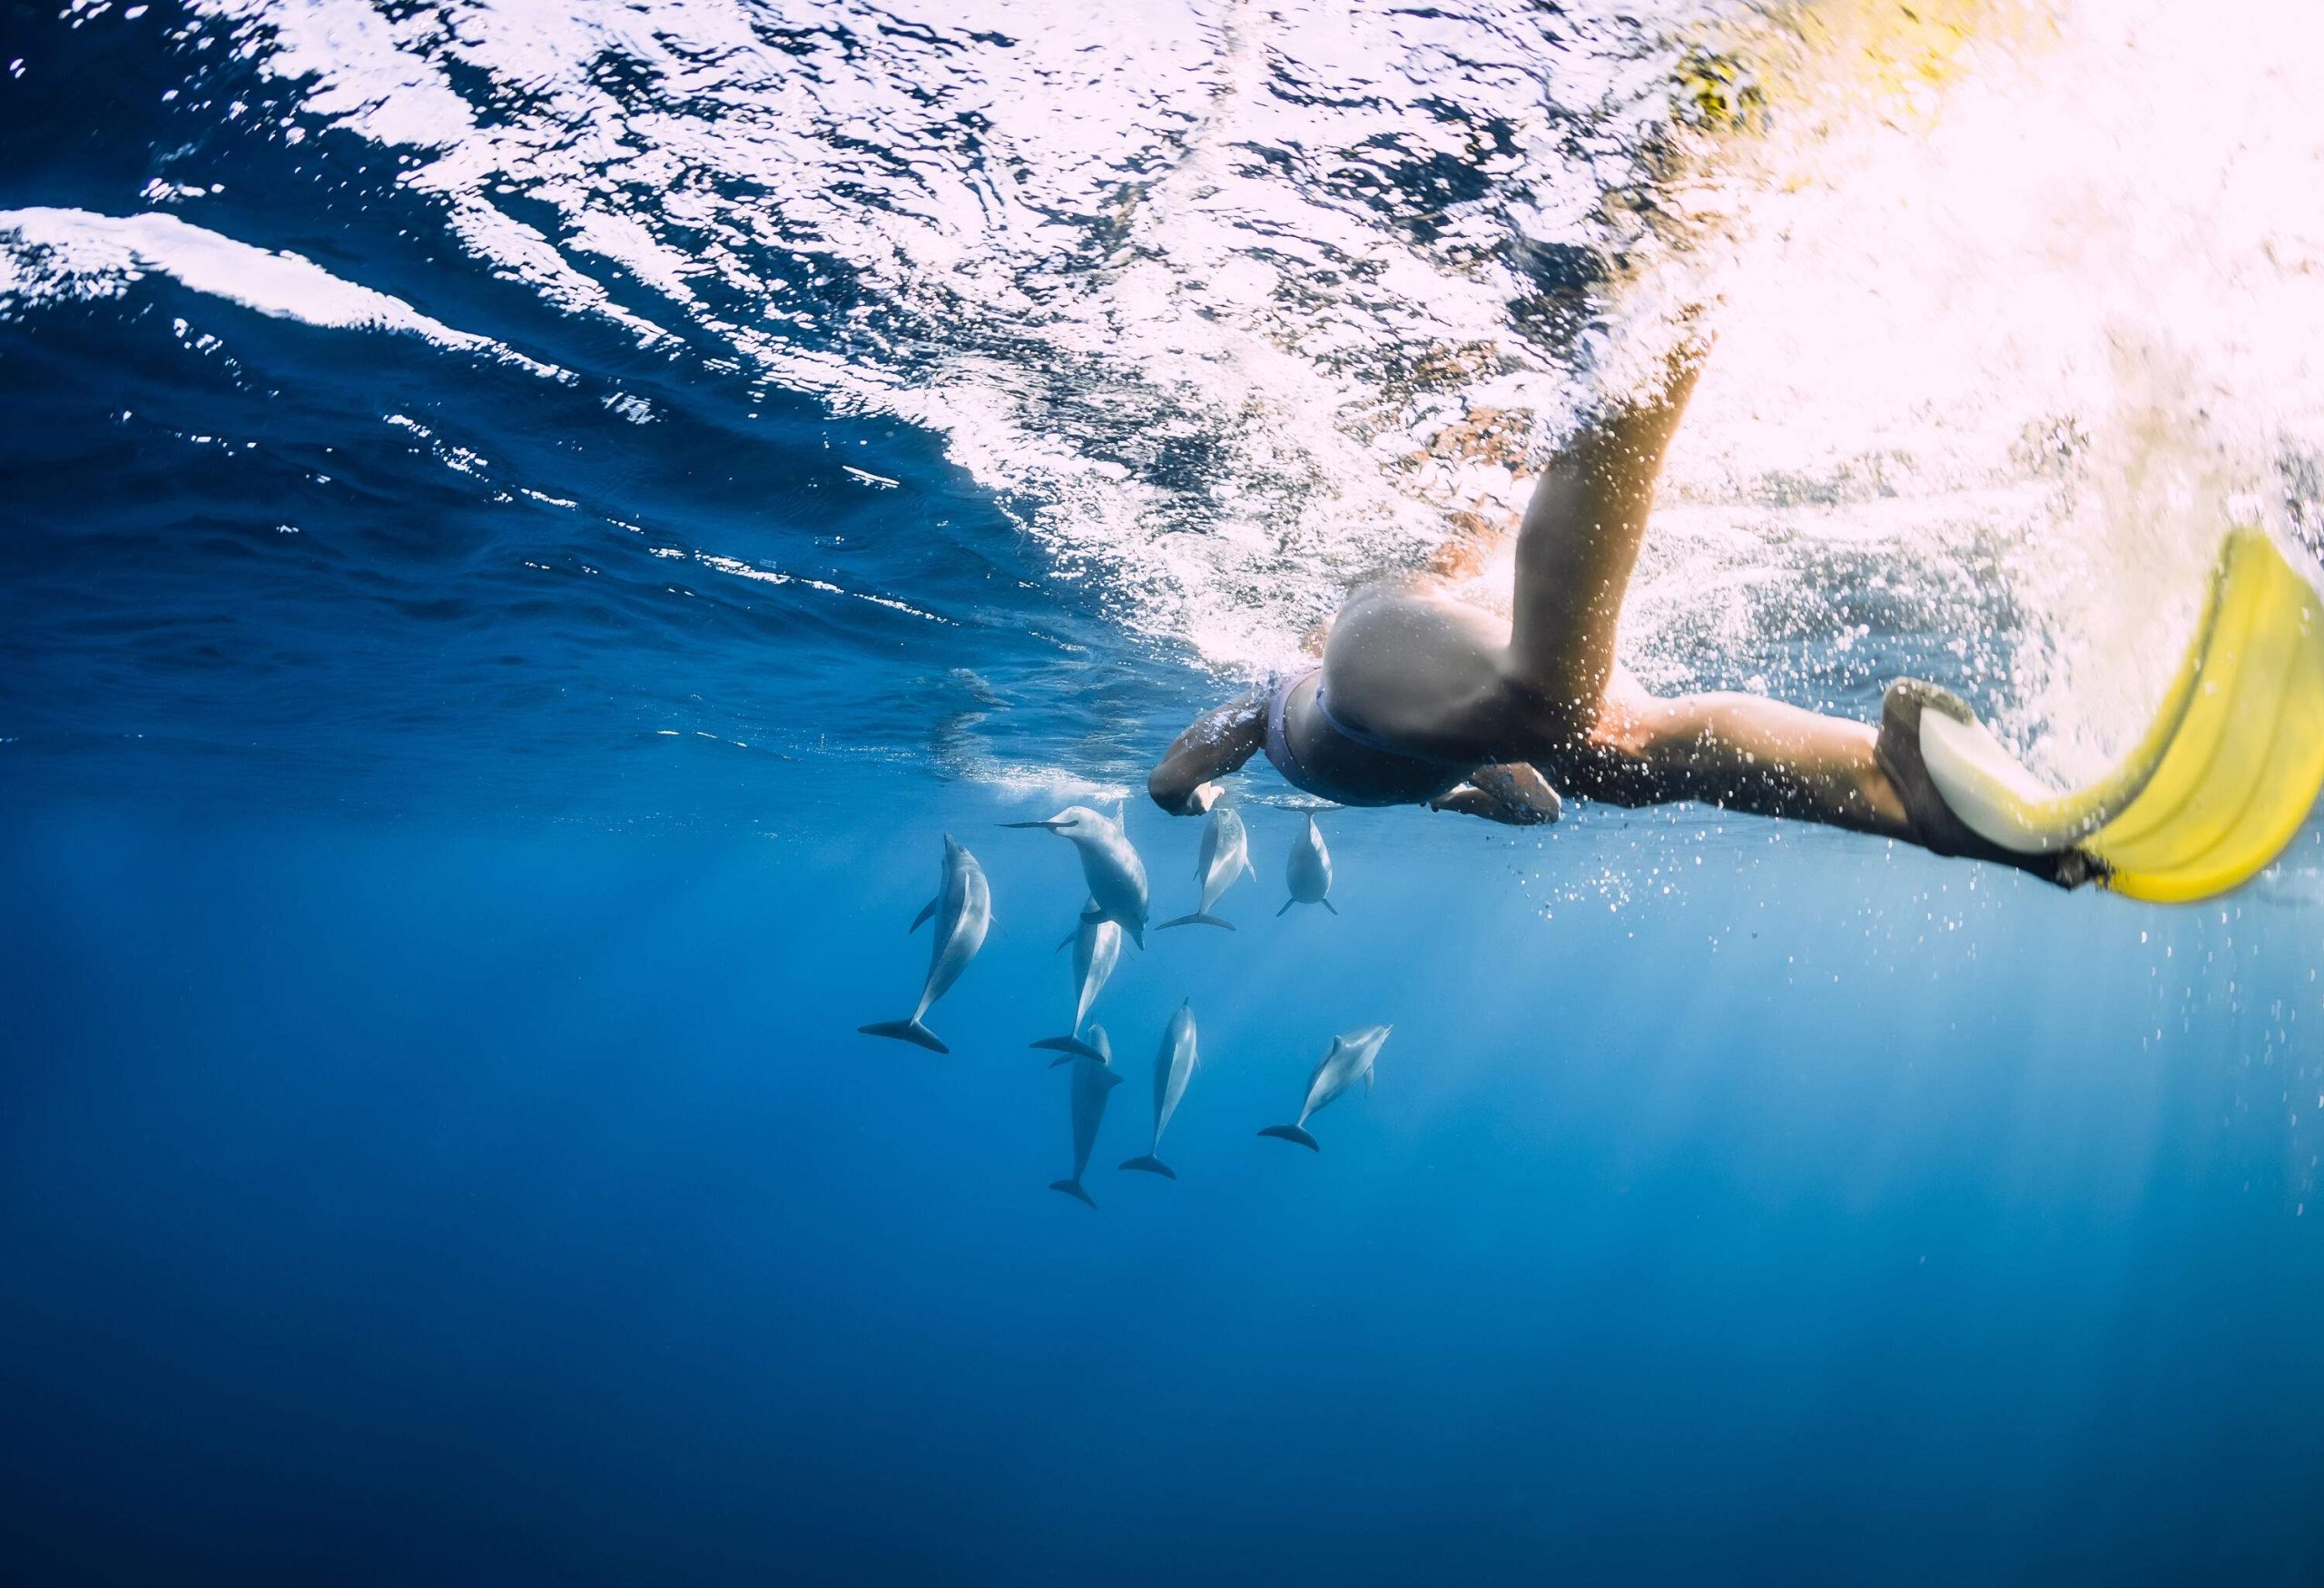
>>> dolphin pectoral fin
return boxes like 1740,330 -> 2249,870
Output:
909,898 -> 937,932
859,1020 -> 949,1054
1118,1155 -> 1177,1179
1320,899 -> 1338,915
1031,1035 -> 1108,1062
1049,1179 -> 1098,1209
1364,1069 -> 1374,1098
1276,899 -> 1295,917
1055,930 -> 1077,952
1157,912 -> 1236,931
1257,1124 -> 1320,1151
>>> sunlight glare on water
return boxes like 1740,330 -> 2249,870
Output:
10,0 -> 2324,814
1647,0 -> 2324,788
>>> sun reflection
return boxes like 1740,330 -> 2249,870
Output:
1638,0 -> 2324,784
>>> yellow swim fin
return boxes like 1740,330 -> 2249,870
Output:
1911,527 -> 2324,902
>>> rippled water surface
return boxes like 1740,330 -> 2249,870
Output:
6,2 -> 2324,1583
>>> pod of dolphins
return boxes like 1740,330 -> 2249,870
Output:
859,802 -> 1383,1207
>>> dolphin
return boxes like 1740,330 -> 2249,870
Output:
1278,813 -> 1336,916
1001,804 -> 1149,946
1029,898 -> 1121,1061
1258,1023 -> 1390,1151
1050,1023 -> 1124,1209
1120,1001 -> 1198,1179
1158,804 -> 1255,932
858,834 -> 991,1054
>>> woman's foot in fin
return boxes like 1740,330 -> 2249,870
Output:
1876,680 -> 2102,891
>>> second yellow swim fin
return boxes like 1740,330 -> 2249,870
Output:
1906,527 -> 2324,902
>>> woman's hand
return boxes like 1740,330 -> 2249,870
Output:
1430,763 -> 1563,825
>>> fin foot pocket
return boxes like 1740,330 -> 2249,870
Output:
1888,528 -> 2324,902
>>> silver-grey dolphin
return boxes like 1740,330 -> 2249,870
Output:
1258,1023 -> 1390,1151
1278,813 -> 1336,915
1029,898 -> 1120,1061
1050,1024 -> 1124,1209
1120,1001 -> 1198,1179
1158,804 -> 1254,932
859,834 -> 991,1054
1001,804 -> 1149,946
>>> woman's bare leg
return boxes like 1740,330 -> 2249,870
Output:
1581,686 -> 1912,835
1500,342 -> 1917,838
1503,348 -> 1707,726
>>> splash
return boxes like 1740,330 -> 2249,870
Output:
119,0 -> 2324,797
1640,0 -> 2324,780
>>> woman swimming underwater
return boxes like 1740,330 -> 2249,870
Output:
1148,340 -> 2095,886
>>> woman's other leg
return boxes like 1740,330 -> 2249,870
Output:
1503,346 -> 1707,728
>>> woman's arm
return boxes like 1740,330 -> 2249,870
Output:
1147,695 -> 1267,814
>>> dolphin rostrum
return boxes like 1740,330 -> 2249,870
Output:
859,835 -> 992,1053
1258,1023 -> 1390,1151
1001,804 -> 1148,946
1158,804 -> 1255,932
1279,814 -> 1335,916
1029,898 -> 1121,1061
1120,1001 -> 1198,1179
1050,1023 -> 1124,1209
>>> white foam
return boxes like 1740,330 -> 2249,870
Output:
119,0 -> 2324,824
0,206 -> 566,378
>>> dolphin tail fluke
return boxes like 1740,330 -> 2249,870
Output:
858,1019 -> 948,1054
1276,898 -> 1295,917
1118,1154 -> 1177,1179
1157,912 -> 1236,931
1049,1179 -> 1098,1209
1257,1124 -> 1320,1151
1321,899 -> 1338,915
1031,1035 -> 1108,1064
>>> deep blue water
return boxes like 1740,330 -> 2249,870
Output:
6,2 -> 2324,1583
7,807 -> 2323,1584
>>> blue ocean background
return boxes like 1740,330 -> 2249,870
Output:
5,1 -> 2324,1583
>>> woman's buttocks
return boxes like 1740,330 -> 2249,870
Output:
1319,579 -> 1514,763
